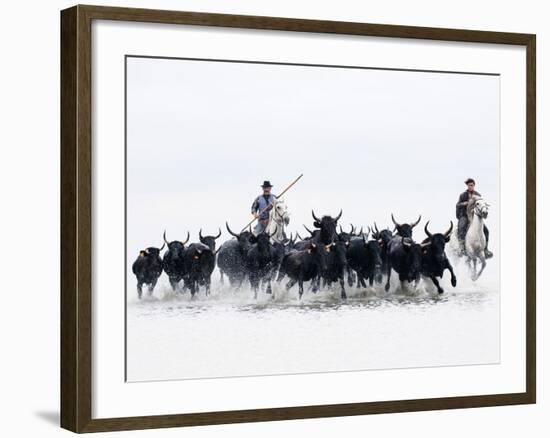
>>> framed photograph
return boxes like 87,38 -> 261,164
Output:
60,5 -> 536,433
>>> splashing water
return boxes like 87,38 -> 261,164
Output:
126,259 -> 499,382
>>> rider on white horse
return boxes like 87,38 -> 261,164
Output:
456,178 -> 493,259
250,180 -> 276,236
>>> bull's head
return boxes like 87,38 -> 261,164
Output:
312,209 -> 342,243
142,244 -> 165,257
372,222 -> 393,246
306,242 -> 329,272
226,222 -> 255,255
163,230 -> 189,250
391,214 -> 421,238
199,228 -> 222,251
421,221 -> 453,259
338,223 -> 361,245
252,228 -> 277,253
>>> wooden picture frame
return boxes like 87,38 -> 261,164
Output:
61,4 -> 536,433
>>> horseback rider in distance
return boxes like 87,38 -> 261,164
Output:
250,180 -> 276,236
456,178 -> 493,259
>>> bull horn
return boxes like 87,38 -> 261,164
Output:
163,230 -> 169,245
182,231 -> 190,245
424,221 -> 433,238
374,222 -> 380,234
312,210 -> 321,223
358,226 -> 364,237
296,232 -> 303,241
159,242 -> 166,251
303,224 -> 314,235
444,221 -> 453,237
349,223 -> 355,235
226,222 -> 239,238
421,241 -> 431,248
391,214 -> 400,230
339,225 -> 344,234
199,228 -> 204,240
411,215 -> 422,228
335,209 -> 343,221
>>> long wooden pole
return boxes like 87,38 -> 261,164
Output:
241,174 -> 303,232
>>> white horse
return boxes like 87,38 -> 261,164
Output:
266,198 -> 290,243
463,196 -> 490,280
448,196 -> 491,281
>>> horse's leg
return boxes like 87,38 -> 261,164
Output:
265,268 -> 273,297
474,255 -> 487,281
471,258 -> 478,281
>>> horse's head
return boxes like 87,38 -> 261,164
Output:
272,199 -> 290,225
472,197 -> 490,219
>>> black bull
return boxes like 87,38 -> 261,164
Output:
385,221 -> 456,294
183,242 -> 215,296
216,223 -> 254,288
281,241 -> 329,298
420,221 -> 457,294
162,231 -> 190,291
131,245 -> 164,299
311,210 -> 348,299
346,236 -> 383,288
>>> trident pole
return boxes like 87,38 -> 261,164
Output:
241,174 -> 303,232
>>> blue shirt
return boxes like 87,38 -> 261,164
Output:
251,194 -> 276,221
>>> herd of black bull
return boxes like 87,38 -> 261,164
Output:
132,210 -> 457,300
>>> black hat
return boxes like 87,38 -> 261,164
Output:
464,178 -> 476,185
261,180 -> 273,188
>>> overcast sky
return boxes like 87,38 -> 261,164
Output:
126,56 -> 499,255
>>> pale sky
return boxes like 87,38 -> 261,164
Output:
126,56 -> 499,255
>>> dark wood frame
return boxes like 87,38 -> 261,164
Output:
61,4 -> 536,433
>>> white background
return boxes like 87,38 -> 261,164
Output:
124,32 -> 502,384
0,0 -> 546,437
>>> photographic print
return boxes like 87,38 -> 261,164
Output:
125,55 -> 500,383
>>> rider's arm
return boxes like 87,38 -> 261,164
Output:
456,193 -> 468,207
251,197 -> 259,216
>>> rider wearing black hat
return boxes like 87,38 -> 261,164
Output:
251,181 -> 276,235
